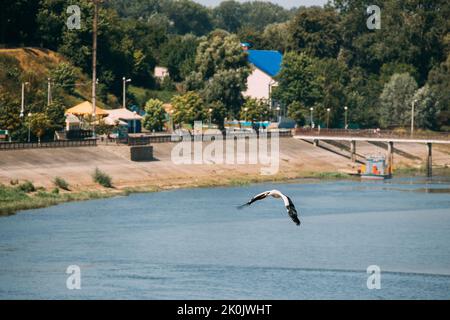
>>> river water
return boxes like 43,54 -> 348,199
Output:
1,177 -> 449,299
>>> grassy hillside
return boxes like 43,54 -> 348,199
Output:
0,47 -> 115,109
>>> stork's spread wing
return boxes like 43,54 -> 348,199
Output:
281,194 -> 301,226
237,191 -> 270,209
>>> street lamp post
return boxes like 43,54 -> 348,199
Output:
208,108 -> 213,128
310,107 -> 314,128
122,77 -> 132,108
20,82 -> 29,118
169,110 -> 173,132
411,99 -> 417,137
133,111 -> 137,134
276,106 -> 280,122
47,78 -> 52,106
344,106 -> 348,129
244,107 -> 248,122
27,112 -> 32,143
326,108 -> 331,129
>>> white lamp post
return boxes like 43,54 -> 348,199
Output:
310,107 -> 314,128
20,82 -> 30,118
411,99 -> 417,137
133,111 -> 137,134
27,112 -> 32,143
208,108 -> 213,128
169,110 -> 173,132
344,106 -> 348,129
326,108 -> 331,129
122,77 -> 131,108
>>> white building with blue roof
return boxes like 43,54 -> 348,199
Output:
243,50 -> 283,101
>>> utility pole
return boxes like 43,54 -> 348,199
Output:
411,99 -> 416,137
92,0 -> 99,138
20,82 -> 29,118
47,78 -> 52,106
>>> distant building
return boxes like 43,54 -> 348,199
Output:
105,108 -> 143,133
243,50 -> 282,101
154,66 -> 170,79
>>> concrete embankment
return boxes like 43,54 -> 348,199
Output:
0,138 -> 449,190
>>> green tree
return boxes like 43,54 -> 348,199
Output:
160,34 -> 199,82
287,101 -> 307,126
45,100 -> 66,132
262,22 -> 291,53
310,58 -> 350,127
0,91 -> 25,140
239,98 -> 272,122
379,73 -> 418,128
27,113 -> 52,144
273,52 -> 320,108
212,0 -> 243,33
194,33 -> 249,80
50,63 -> 77,94
412,85 -> 440,130
171,91 -> 206,126
143,99 -> 166,132
185,33 -> 250,118
288,7 -> 341,58
202,69 -> 248,116
427,54 -> 450,130
164,0 -> 213,36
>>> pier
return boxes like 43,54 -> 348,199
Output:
294,129 -> 450,177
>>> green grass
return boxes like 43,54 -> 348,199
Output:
307,172 -> 352,179
17,181 -> 36,193
53,177 -> 70,191
0,183 -> 119,216
129,85 -> 178,105
92,168 -> 113,188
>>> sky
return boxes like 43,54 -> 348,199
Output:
194,0 -> 328,9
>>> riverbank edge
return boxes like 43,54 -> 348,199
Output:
1,166 -> 449,216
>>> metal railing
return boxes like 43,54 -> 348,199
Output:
0,139 -> 97,151
110,130 -> 293,145
294,128 -> 450,141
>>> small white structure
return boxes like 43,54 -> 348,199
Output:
105,108 -> 143,133
154,66 -> 170,79
65,113 -> 81,131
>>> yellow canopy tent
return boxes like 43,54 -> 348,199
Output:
65,101 -> 109,117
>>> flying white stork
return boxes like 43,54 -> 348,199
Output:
238,190 -> 301,226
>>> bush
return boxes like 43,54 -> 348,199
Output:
17,181 -> 36,193
53,177 -> 70,190
92,168 -> 113,188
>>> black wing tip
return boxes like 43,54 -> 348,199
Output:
236,203 -> 250,210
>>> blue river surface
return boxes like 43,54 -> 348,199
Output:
0,177 -> 450,299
